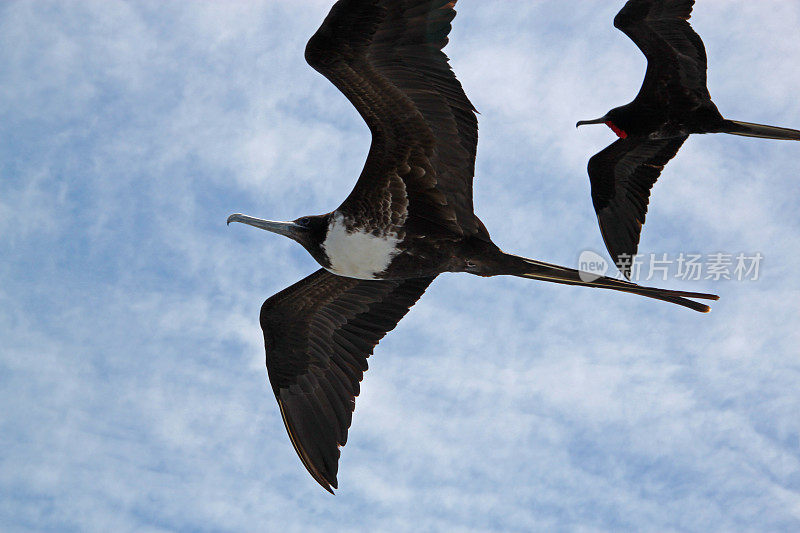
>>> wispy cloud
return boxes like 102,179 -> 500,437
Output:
2,1 -> 799,531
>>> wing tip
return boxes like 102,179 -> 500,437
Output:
277,398 -> 342,494
320,477 -> 337,495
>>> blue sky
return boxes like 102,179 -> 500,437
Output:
2,1 -> 800,531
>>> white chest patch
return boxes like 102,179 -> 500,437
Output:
321,213 -> 401,280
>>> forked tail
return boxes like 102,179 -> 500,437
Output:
501,254 -> 718,313
725,120 -> 800,141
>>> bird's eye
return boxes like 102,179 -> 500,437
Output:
297,217 -> 311,226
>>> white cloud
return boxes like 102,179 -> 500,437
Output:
2,1 -> 800,531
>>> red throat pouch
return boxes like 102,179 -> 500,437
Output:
605,121 -> 628,139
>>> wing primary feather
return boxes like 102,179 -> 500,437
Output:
588,136 -> 688,277
261,270 -> 435,492
305,0 -> 484,238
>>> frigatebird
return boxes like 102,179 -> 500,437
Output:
228,0 -> 718,493
577,0 -> 800,278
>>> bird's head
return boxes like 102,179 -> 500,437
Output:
576,109 -> 628,139
227,212 -> 331,266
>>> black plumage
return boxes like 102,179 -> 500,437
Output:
578,0 -> 800,278
262,270 -> 434,492
228,0 -> 718,493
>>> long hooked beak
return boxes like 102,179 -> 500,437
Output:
576,116 -> 608,128
227,213 -> 301,239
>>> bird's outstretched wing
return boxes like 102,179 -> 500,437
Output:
588,136 -> 688,278
615,0 -> 710,110
260,269 -> 435,493
305,0 -> 484,239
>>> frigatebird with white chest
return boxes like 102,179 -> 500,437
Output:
228,0 -> 718,493
577,0 -> 800,278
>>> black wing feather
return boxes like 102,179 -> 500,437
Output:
305,0 -> 483,239
261,269 -> 435,493
588,136 -> 688,278
615,0 -> 710,109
